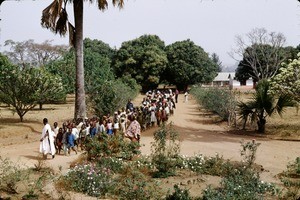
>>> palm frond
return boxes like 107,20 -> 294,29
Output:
275,94 -> 296,117
237,101 -> 255,119
113,0 -> 124,8
97,0 -> 108,10
55,8 -> 68,36
41,0 -> 63,32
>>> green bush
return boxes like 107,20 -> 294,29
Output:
166,184 -> 194,200
279,157 -> 300,199
201,140 -> 278,200
84,132 -> 140,161
113,165 -> 163,200
179,154 -> 230,176
190,87 -> 236,121
62,163 -> 113,197
151,123 -> 181,178
202,168 -> 277,200
90,78 -> 140,116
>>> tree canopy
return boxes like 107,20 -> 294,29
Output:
165,39 -> 218,90
270,54 -> 300,102
0,54 -> 65,121
233,28 -> 287,83
113,34 -> 168,91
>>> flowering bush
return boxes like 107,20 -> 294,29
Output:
202,169 -> 277,200
63,163 -> 113,197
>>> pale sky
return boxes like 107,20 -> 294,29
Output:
0,0 -> 299,66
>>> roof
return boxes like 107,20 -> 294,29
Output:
213,72 -> 235,82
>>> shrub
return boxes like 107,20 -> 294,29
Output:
201,140 -> 278,200
62,163 -> 113,197
90,78 -> 140,116
151,123 -> 181,178
179,154 -> 229,176
279,157 -> 300,199
166,184 -> 194,200
113,165 -> 163,200
84,132 -> 140,161
190,87 -> 236,121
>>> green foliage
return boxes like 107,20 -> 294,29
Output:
0,156 -> 23,194
201,140 -> 278,200
166,184 -> 193,200
190,87 -> 236,121
0,54 -> 66,121
179,154 -> 229,176
113,34 -> 168,91
279,157 -> 300,199
62,163 -> 113,197
46,50 -> 76,93
238,79 -> 295,133
113,165 -> 163,200
84,132 -> 140,161
270,53 -> 300,102
151,123 -> 181,178
240,140 -> 260,168
34,68 -> 66,109
90,78 -> 139,116
165,39 -> 218,90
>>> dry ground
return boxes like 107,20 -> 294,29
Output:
0,93 -> 299,199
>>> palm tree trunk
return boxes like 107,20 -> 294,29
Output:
257,118 -> 266,133
73,0 -> 86,119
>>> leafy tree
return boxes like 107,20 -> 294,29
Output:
3,39 -> 68,68
35,68 -> 66,110
113,34 -> 168,91
90,78 -> 139,116
238,79 -> 295,133
46,50 -> 76,93
0,54 -> 66,121
211,52 -> 223,72
232,28 -> 287,83
83,39 -> 115,94
41,0 -> 124,119
270,54 -> 300,102
165,39 -> 218,91
46,39 -> 115,94
84,38 -> 115,60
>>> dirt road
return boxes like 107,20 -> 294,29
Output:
0,94 -> 299,184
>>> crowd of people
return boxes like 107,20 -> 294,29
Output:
39,88 -> 181,159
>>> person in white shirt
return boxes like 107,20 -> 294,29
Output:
39,118 -> 53,159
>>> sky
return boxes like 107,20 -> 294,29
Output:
0,0 -> 299,67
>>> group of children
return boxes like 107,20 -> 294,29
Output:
39,88 -> 180,159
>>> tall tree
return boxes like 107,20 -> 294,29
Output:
232,28 -> 286,83
211,52 -> 223,72
41,0 -> 124,119
113,34 -> 168,91
165,39 -> 218,91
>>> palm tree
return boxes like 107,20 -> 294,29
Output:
238,79 -> 295,133
41,0 -> 124,119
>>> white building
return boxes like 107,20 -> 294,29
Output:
209,72 -> 254,89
